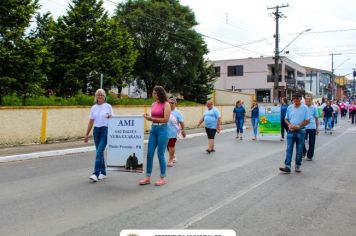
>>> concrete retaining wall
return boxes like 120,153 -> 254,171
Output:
0,105 -> 245,146
0,90 -> 253,146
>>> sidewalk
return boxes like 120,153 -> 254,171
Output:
0,122 -> 245,163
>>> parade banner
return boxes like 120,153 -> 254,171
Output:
317,106 -> 325,131
107,115 -> 144,173
258,106 -> 281,138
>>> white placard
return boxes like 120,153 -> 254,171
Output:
107,116 -> 144,173
120,230 -> 236,236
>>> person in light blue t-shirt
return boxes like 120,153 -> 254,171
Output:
167,97 -> 186,167
279,93 -> 310,173
198,100 -> 221,154
303,95 -> 319,161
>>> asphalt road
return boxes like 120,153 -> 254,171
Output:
0,119 -> 355,236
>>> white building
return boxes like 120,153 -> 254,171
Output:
212,56 -> 307,102
304,67 -> 333,99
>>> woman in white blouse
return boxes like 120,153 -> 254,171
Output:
84,89 -> 113,182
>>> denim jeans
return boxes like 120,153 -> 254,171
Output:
303,129 -> 316,159
235,117 -> 244,133
93,126 -> 108,176
284,129 -> 306,168
251,117 -> 259,137
332,112 -> 338,128
324,117 -> 332,131
146,124 -> 169,177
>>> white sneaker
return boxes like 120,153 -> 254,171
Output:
98,174 -> 107,180
89,174 -> 98,182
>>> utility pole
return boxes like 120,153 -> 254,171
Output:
100,73 -> 103,89
268,4 -> 289,103
353,68 -> 356,95
330,53 -> 341,100
310,70 -> 313,92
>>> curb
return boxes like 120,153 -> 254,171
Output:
0,128 -> 236,163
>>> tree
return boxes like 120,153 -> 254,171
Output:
45,0 -> 137,97
182,60 -> 216,104
0,0 -> 46,104
115,0 -> 216,100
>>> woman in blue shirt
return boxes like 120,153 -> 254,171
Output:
233,100 -> 246,140
280,97 -> 289,141
250,100 -> 259,140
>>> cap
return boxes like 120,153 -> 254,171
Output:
292,93 -> 302,98
169,97 -> 177,103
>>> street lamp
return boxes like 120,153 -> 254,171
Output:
280,28 -> 311,54
353,68 -> 356,95
273,28 -> 311,102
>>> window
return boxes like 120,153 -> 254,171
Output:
227,65 -> 243,76
214,66 -> 221,77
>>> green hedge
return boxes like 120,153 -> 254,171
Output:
1,93 -> 199,106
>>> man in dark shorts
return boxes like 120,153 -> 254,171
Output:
198,100 -> 222,154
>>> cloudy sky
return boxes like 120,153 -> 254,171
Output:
39,0 -> 356,79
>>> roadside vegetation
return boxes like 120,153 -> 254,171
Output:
1,93 -> 199,106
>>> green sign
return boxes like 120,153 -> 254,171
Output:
259,106 -> 281,136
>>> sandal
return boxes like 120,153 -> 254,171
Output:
168,161 -> 174,167
138,177 -> 151,185
206,149 -> 211,154
173,157 -> 177,163
155,178 -> 167,186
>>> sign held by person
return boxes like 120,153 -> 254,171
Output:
107,116 -> 144,173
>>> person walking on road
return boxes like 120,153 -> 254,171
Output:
331,100 -> 339,130
139,86 -> 171,186
198,100 -> 221,154
84,89 -> 113,182
280,97 -> 289,141
233,100 -> 246,140
250,100 -> 259,140
279,93 -> 310,173
303,95 -> 319,161
167,97 -> 186,167
351,101 -> 356,125
322,100 -> 334,134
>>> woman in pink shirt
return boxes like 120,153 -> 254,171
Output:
351,101 -> 356,124
139,86 -> 171,186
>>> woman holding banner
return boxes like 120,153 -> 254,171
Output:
280,98 -> 289,141
84,89 -> 113,182
139,86 -> 171,186
250,100 -> 259,140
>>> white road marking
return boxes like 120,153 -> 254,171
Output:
174,124 -> 352,229
174,173 -> 277,229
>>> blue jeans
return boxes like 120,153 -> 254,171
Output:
284,129 -> 306,168
235,117 -> 244,133
251,117 -> 259,137
146,124 -> 169,177
332,112 -> 338,127
93,126 -> 108,176
324,117 -> 332,131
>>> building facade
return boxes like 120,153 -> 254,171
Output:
304,67 -> 333,99
212,57 -> 307,102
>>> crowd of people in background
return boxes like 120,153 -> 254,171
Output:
84,86 -> 356,185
